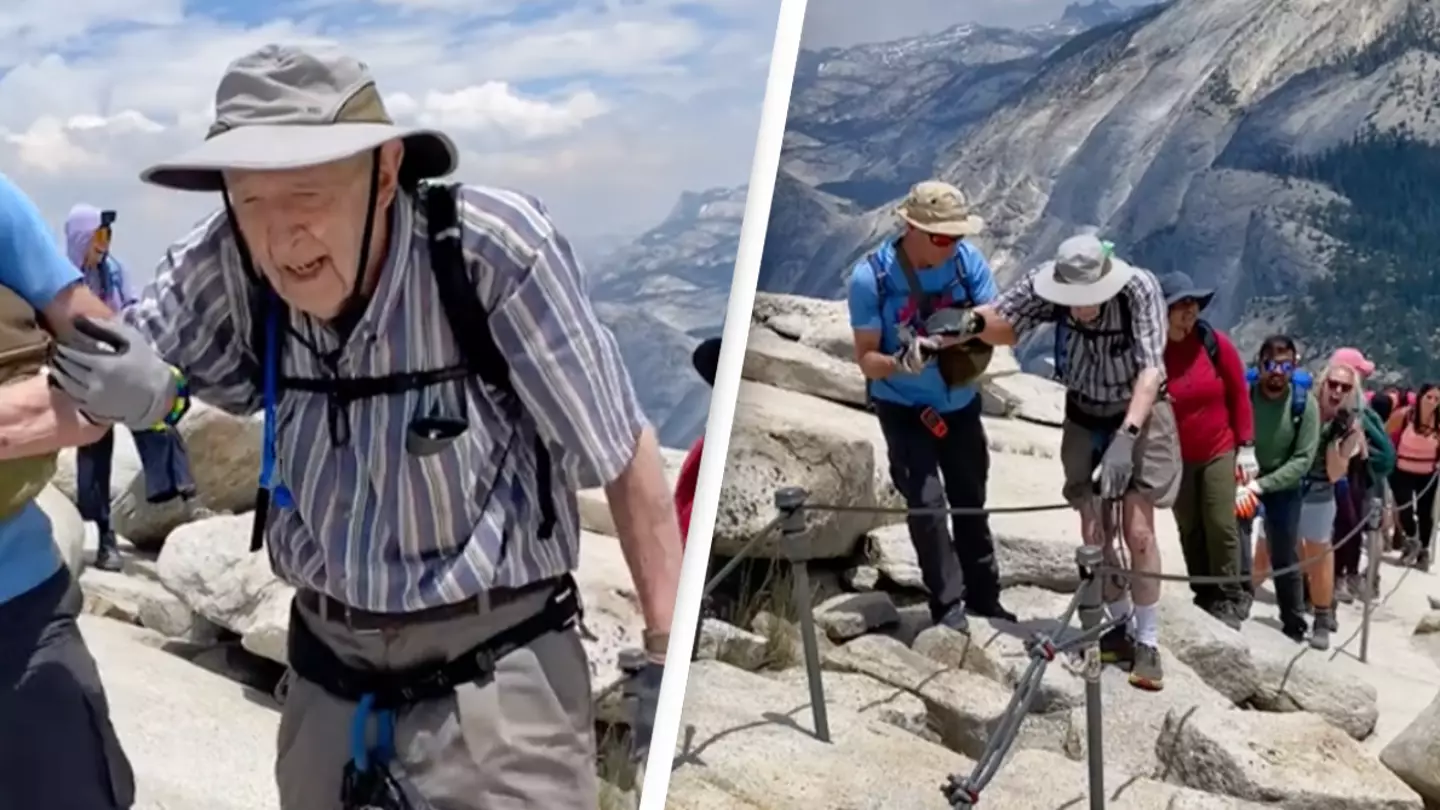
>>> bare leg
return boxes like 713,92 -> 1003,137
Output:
1122,493 -> 1165,690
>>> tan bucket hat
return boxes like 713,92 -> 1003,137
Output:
141,44 -> 459,192
895,180 -> 985,237
1032,234 -> 1137,307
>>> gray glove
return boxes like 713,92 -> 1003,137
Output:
897,334 -> 941,374
1095,430 -> 1136,500
50,317 -> 178,430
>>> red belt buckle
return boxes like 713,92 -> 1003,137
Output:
920,407 -> 948,439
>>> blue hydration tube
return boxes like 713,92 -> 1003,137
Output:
348,693 -> 397,774
260,304 -> 294,509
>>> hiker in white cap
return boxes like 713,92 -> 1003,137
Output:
847,180 -> 1014,636
47,44 -> 681,809
958,233 -> 1180,692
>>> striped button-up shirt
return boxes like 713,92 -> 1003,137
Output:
994,264 -> 1168,405
124,186 -> 649,612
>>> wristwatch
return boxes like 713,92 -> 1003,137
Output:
1121,422 -> 1141,439
151,366 -> 192,430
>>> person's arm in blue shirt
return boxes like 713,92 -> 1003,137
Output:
961,243 -> 999,306
0,173 -> 110,457
848,258 -> 896,380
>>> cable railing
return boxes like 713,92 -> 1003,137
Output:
698,470 -> 1434,808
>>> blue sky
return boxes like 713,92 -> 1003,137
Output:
0,0 -> 779,276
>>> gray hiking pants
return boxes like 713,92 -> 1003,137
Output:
275,583 -> 598,809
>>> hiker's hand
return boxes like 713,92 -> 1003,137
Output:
898,336 -> 940,374
1236,445 -> 1258,483
50,317 -> 178,430
1095,431 -> 1135,500
1235,486 -> 1260,520
625,661 -> 664,764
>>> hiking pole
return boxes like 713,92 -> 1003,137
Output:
1076,543 -> 1107,810
775,486 -> 830,743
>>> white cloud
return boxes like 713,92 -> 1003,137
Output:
0,0 -> 776,281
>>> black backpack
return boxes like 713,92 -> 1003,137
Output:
244,183 -> 556,552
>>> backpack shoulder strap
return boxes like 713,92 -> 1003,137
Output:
423,184 -> 556,540
423,184 -> 517,399
892,244 -> 936,319
1196,320 -> 1220,366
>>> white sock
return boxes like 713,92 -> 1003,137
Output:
1107,594 -> 1133,631
1133,603 -> 1160,648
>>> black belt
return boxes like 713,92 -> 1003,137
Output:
295,576 -> 562,631
287,574 -> 580,709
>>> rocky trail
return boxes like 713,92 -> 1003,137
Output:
43,402 -> 685,810
671,292 -> 1440,809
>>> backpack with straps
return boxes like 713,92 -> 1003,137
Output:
1052,293 -> 1134,382
244,183 -> 556,553
865,246 -> 981,404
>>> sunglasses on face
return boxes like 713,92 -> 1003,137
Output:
1263,360 -> 1295,374
926,232 -> 959,248
1325,379 -> 1354,394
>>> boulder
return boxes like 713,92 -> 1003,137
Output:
38,484 -> 85,578
82,616 -> 279,810
980,372 -> 1067,426
813,591 -> 900,641
1159,590 -> 1260,704
742,322 -> 867,407
576,446 -> 688,537
1380,686 -> 1440,805
695,619 -> 770,671
824,633 -> 1011,757
1249,647 -> 1379,741
1156,706 -> 1423,809
112,404 -> 262,550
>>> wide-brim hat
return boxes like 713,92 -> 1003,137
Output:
895,180 -> 985,237
141,44 -> 458,193
692,337 -> 722,388
1032,234 -> 1137,307
1158,270 -> 1215,311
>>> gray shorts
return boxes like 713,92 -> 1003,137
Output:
0,568 -> 135,809
1060,398 -> 1182,509
1298,496 -> 1338,542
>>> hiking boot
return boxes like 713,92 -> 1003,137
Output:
1280,618 -> 1308,644
1317,609 -> 1338,633
938,603 -> 970,634
1419,550 -> 1432,573
1204,601 -> 1242,631
1128,643 -> 1164,691
1310,610 -> 1333,650
966,599 -> 1017,624
1099,625 -> 1134,666
1335,577 -> 1353,604
1234,591 -> 1253,621
94,535 -> 123,573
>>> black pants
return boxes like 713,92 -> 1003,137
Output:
77,428 -> 199,527
1392,469 -> 1437,555
0,568 -> 135,809
874,397 -> 1000,620
1258,488 -> 1307,631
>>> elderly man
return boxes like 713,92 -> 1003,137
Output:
961,234 -> 1180,691
847,180 -> 1013,633
50,45 -> 680,810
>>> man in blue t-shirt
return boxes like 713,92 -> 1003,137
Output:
847,180 -> 1014,630
0,172 -> 136,808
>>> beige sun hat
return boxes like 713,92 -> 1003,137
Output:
895,180 -> 985,237
141,44 -> 458,193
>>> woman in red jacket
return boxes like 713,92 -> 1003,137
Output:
674,337 -> 722,546
1160,272 -> 1254,629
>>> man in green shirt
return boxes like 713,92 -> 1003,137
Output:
1237,335 -> 1319,642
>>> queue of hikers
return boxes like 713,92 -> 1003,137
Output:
0,44 -> 680,810
847,179 -> 1435,694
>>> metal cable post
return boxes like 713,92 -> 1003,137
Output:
1075,544 -> 1107,810
1361,518 -> 1382,664
775,486 -> 830,743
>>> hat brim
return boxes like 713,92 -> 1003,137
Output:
898,210 -> 985,237
1165,288 -> 1215,310
692,337 -> 722,387
140,123 -> 459,192
1032,258 -> 1137,307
